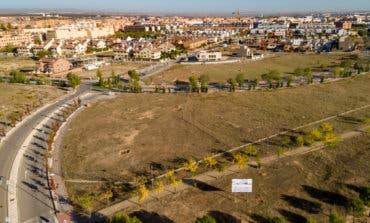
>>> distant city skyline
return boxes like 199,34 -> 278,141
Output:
0,0 -> 369,14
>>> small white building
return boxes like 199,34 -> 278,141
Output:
197,51 -> 222,61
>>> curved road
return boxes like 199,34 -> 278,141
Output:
0,83 -> 91,223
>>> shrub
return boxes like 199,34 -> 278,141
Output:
308,129 -> 322,141
295,135 -> 305,147
137,184 -> 149,203
320,122 -> 334,132
304,134 -> 315,146
109,212 -> 142,223
329,212 -> 344,223
306,218 -> 317,223
233,153 -> 249,168
195,215 -> 216,223
346,198 -> 366,216
277,147 -> 285,157
322,133 -> 339,147
203,156 -> 217,168
183,159 -> 199,173
267,216 -> 284,223
245,145 -> 258,156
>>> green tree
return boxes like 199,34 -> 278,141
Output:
189,76 -> 200,92
111,70 -> 120,88
8,70 -> 26,83
109,212 -> 142,223
36,50 -> 52,59
66,72 -> 81,89
329,212 -> 344,223
261,69 -> 280,81
198,74 -> 209,93
75,194 -> 92,214
227,78 -> 236,92
96,69 -> 104,87
346,198 -> 366,216
235,73 -> 245,87
195,215 -> 216,223
294,67 -> 304,76
128,70 -> 140,81
332,67 -> 342,76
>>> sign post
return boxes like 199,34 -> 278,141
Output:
232,179 -> 252,193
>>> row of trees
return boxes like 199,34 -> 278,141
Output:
188,75 -> 210,93
96,69 -> 142,93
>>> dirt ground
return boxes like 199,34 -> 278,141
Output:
152,53 -> 353,83
60,74 -> 370,208
74,62 -> 151,79
0,57 -> 37,74
122,133 -> 370,223
0,83 -> 66,132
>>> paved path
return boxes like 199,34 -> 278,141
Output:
0,83 -> 90,223
97,124 -> 370,217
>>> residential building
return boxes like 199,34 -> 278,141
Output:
0,31 -> 33,48
38,57 -> 72,75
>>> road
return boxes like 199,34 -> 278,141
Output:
0,83 -> 91,223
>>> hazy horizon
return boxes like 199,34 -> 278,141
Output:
0,0 -> 369,15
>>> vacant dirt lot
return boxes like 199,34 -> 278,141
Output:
152,53 -> 353,83
74,62 -> 151,79
0,83 -> 66,132
61,74 -> 370,207
122,133 -> 370,223
0,57 -> 37,74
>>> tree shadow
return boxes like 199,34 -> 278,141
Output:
208,211 -> 241,223
249,213 -> 269,223
281,195 -> 322,214
130,210 -> 174,223
277,209 -> 306,223
302,185 -> 348,206
182,179 -> 222,192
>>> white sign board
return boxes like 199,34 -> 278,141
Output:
232,179 -> 252,193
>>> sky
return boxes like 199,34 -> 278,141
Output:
0,0 -> 369,14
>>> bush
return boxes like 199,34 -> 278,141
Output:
294,135 -> 305,147
109,212 -> 142,223
245,145 -> 258,156
306,218 -> 317,223
320,122 -> 334,132
267,216 -> 284,223
8,70 -> 26,83
195,215 -> 216,223
322,133 -> 339,147
329,212 -> 344,223
346,198 -> 366,216
308,129 -> 322,141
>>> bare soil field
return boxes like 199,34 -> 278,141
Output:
74,62 -> 151,79
122,133 -> 370,223
0,57 -> 37,74
60,74 -> 370,210
0,83 -> 66,133
152,53 -> 353,83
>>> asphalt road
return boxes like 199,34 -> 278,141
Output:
0,83 -> 90,223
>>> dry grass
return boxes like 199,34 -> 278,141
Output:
61,74 -> 370,198
0,83 -> 66,131
0,57 -> 37,74
152,53 -> 353,83
74,62 -> 151,78
122,133 -> 370,223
